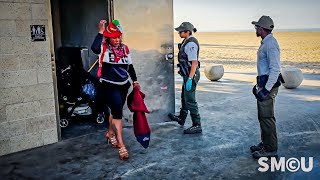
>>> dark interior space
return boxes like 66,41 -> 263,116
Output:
51,0 -> 111,140
52,0 -> 110,70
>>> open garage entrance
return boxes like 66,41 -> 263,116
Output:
50,0 -> 113,139
50,0 -> 175,140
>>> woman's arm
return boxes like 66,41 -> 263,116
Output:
128,64 -> 137,82
91,20 -> 107,54
128,64 -> 141,89
189,60 -> 198,79
91,33 -> 103,54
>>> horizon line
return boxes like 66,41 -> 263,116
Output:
196,28 -> 320,33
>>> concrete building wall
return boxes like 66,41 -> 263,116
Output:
114,0 -> 175,123
0,0 -> 58,156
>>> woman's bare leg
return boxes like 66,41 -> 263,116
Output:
112,119 -> 124,146
108,114 -> 114,134
106,114 -> 119,147
113,119 -> 128,160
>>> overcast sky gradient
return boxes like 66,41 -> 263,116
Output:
174,0 -> 320,32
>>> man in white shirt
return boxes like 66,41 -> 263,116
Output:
251,15 -> 283,159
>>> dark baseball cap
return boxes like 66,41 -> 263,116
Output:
175,22 -> 194,32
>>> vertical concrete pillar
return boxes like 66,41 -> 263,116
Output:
0,0 -> 58,156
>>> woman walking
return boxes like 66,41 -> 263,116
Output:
91,19 -> 140,160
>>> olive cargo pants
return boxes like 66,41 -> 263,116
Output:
257,87 -> 279,151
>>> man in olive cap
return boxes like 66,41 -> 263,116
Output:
251,15 -> 283,159
168,22 -> 202,134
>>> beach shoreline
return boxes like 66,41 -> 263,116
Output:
174,32 -> 320,74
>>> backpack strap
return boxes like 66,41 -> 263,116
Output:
97,42 -> 107,78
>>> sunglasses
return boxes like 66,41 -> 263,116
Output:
179,31 -> 188,34
255,25 -> 260,30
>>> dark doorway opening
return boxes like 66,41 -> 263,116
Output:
51,0 -> 112,140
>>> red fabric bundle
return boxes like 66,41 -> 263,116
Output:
127,87 -> 150,148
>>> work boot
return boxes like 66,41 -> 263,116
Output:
184,125 -> 202,134
168,113 -> 186,126
250,142 -> 263,152
190,113 -> 201,128
252,148 -> 278,159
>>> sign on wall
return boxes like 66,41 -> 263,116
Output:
30,25 -> 46,41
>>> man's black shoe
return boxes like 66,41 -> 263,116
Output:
252,149 -> 278,159
184,125 -> 202,134
168,113 -> 185,126
250,142 -> 263,152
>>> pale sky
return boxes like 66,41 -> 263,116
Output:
174,0 -> 320,32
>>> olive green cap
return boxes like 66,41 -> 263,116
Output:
175,22 -> 194,32
252,15 -> 274,30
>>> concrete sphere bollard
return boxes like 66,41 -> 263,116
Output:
204,64 -> 224,81
281,68 -> 303,89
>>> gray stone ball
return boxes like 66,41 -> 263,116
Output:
204,64 -> 224,81
281,68 -> 303,89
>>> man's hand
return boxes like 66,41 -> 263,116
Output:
185,77 -> 192,91
256,87 -> 270,101
252,85 -> 259,99
99,20 -> 107,34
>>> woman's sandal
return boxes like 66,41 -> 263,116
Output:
105,131 -> 118,148
118,146 -> 129,160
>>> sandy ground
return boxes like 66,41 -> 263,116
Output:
174,32 -> 320,74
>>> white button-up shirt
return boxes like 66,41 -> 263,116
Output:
257,33 -> 281,91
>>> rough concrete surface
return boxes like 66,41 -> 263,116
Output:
0,70 -> 319,179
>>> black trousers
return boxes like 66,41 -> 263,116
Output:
95,81 -> 130,119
